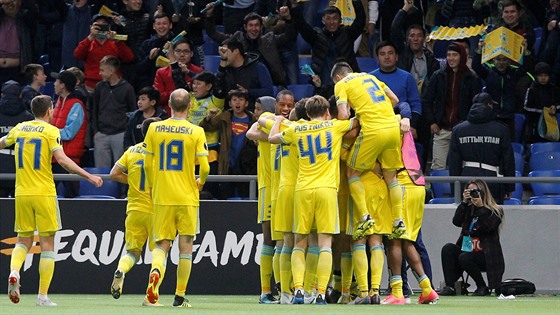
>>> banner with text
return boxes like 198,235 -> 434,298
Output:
0,199 -> 263,295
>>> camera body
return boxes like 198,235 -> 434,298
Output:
97,24 -> 110,32
470,189 -> 480,198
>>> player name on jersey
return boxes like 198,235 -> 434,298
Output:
18,125 -> 45,133
294,120 -> 334,132
458,136 -> 501,144
154,124 -> 193,134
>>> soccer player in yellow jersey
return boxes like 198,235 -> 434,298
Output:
143,89 -> 210,308
332,61 -> 410,240
269,95 -> 358,304
1,95 -> 102,306
109,117 -> 161,302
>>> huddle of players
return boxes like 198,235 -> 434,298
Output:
248,62 -> 440,305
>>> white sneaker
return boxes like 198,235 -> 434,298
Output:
37,297 -> 57,306
280,292 -> 293,304
303,290 -> 316,304
8,270 -> 20,304
142,297 -> 164,307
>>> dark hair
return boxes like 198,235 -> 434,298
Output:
330,61 -> 353,81
67,67 -> 84,84
293,98 -> 308,121
138,86 -> 160,103
223,38 -> 245,56
100,55 -> 120,71
141,117 -> 162,136
276,89 -> 294,102
228,89 -> 249,101
375,40 -> 398,56
153,11 -> 171,22
328,95 -> 338,117
23,64 -> 43,84
406,24 -> 426,37
193,71 -> 215,85
173,38 -> 193,50
323,6 -> 341,17
502,0 -> 523,11
243,12 -> 263,26
31,95 -> 53,117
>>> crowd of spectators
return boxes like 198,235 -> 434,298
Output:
0,0 -> 559,200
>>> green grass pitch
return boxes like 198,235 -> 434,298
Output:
1,294 -> 559,315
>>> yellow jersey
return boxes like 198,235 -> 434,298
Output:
256,112 -> 275,190
280,119 -> 353,191
334,72 -> 397,132
264,119 -> 299,188
143,118 -> 208,206
115,143 -> 152,214
4,120 -> 62,196
189,93 -> 224,147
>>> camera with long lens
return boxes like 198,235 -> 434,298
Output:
470,189 -> 480,198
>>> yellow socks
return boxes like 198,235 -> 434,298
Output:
175,254 -> 192,297
303,245 -> 319,293
417,274 -> 433,295
291,247 -> 306,289
388,181 -> 404,220
38,251 -> 55,295
273,246 -> 281,288
280,246 -> 292,293
390,275 -> 404,298
151,246 -> 167,275
348,176 -> 369,218
260,245 -> 274,293
351,244 -> 368,298
10,244 -> 28,272
316,248 -> 333,295
340,252 -> 353,294
117,253 -> 136,274
370,245 -> 385,293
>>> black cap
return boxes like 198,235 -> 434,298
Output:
1,80 -> 21,96
51,71 -> 77,92
472,92 -> 498,105
534,62 -> 551,76
91,13 -> 111,25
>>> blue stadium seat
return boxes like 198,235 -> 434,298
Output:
40,82 -> 55,99
514,152 -> 524,174
429,169 -> 452,198
528,152 -> 560,171
287,84 -> 314,101
530,142 -> 560,155
83,167 -> 111,174
514,113 -> 525,143
428,197 -> 455,204
528,196 -> 560,205
503,198 -> 522,205
511,142 -> 524,155
356,57 -> 379,73
203,55 -> 221,73
298,56 -> 312,84
297,34 -> 311,55
510,171 -> 523,200
533,27 -> 543,56
528,170 -> 560,196
433,40 -> 452,59
202,34 -> 219,55
77,167 -> 120,198
39,54 -> 49,65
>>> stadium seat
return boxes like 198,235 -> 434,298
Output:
530,142 -> 560,155
39,54 -> 49,65
510,171 -> 523,200
203,55 -> 221,73
528,152 -> 560,171
202,34 -> 219,55
429,169 -> 452,198
298,56 -> 312,84
287,84 -> 314,101
513,152 -> 524,174
511,142 -> 524,155
533,27 -> 543,56
527,196 -> 560,205
297,34 -> 311,55
428,197 -> 455,204
504,198 -> 522,205
78,179 -> 120,199
83,167 -> 111,174
40,82 -> 55,99
433,40 -> 452,59
356,57 -> 379,73
514,113 -> 525,143
528,170 -> 560,196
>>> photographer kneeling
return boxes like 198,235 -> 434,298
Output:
440,179 -> 505,296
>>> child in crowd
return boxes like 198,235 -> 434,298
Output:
124,86 -> 168,149
21,64 -> 46,111
524,62 -> 560,142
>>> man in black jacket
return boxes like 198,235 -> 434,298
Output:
448,93 -> 515,204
